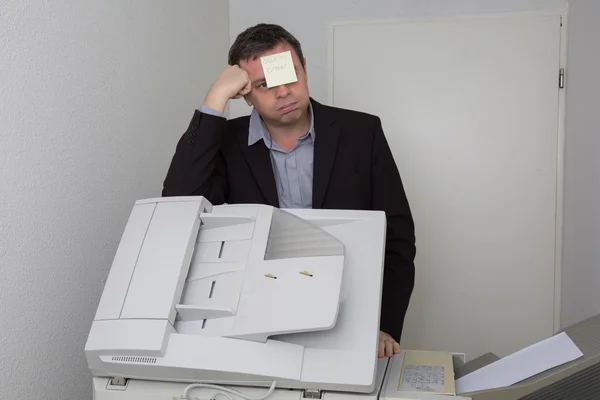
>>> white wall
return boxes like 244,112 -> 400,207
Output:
0,1 -> 229,398
228,0 -> 566,118
561,0 -> 600,328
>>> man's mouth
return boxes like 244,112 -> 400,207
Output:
278,102 -> 297,113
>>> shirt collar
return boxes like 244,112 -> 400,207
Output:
248,101 -> 315,147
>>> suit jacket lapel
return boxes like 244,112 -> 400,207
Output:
311,99 -> 339,209
236,129 -> 280,207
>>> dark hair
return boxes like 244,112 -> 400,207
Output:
228,23 -> 305,67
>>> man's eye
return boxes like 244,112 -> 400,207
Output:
260,82 -> 267,88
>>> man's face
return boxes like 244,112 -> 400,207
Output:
239,42 -> 310,127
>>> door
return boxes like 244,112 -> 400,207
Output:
329,11 -> 564,359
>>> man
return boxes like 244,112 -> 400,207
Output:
162,23 -> 415,358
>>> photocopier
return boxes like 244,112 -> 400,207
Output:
85,197 -> 600,400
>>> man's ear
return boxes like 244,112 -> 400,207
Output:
303,58 -> 308,81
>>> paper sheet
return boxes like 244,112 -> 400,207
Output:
455,332 -> 584,394
260,50 -> 298,88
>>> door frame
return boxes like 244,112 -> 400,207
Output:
326,6 -> 569,333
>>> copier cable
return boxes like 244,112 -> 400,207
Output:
180,380 -> 277,400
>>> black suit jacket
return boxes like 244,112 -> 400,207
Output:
162,98 -> 416,341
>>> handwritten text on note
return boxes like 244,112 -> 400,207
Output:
260,50 -> 298,88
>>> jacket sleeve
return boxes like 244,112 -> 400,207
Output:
371,116 -> 416,342
162,109 -> 228,205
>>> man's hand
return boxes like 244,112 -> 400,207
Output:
203,65 -> 252,113
378,331 -> 400,358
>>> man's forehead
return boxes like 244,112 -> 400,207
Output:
258,42 -> 295,58
239,60 -> 265,82
242,44 -> 299,66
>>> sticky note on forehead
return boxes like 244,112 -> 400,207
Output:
260,50 -> 298,88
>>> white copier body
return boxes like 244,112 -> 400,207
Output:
86,197 -> 472,400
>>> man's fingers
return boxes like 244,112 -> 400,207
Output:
379,332 -> 400,358
243,79 -> 252,94
386,340 -> 393,357
237,80 -> 251,98
233,87 -> 251,99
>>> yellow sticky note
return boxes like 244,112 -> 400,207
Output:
260,50 -> 298,88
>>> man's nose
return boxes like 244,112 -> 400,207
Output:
274,84 -> 291,98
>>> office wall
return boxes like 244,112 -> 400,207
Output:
0,1 -> 228,398
561,0 -> 600,328
228,0 -> 567,118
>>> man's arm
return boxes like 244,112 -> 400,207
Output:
162,65 -> 252,202
371,116 -> 416,342
161,110 -> 228,203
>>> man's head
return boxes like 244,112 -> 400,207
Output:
229,24 -> 310,128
